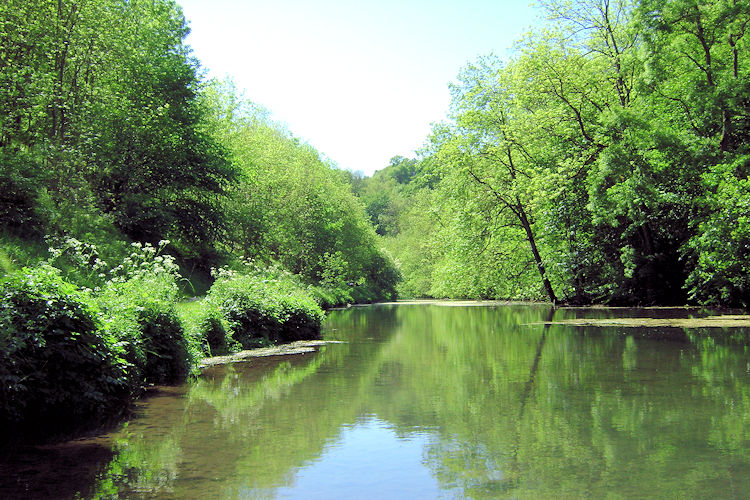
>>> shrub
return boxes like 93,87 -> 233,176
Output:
91,241 -> 195,385
309,284 -> 353,309
96,273 -> 192,386
199,309 -> 234,355
0,266 -> 129,439
205,264 -> 325,348
179,301 -> 237,356
138,301 -> 190,384
308,282 -> 385,308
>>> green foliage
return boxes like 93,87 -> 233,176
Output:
0,0 -> 235,273
0,0 -> 409,446
1,1 -> 400,305
82,0 -> 235,268
382,188 -> 441,298
686,158 -> 750,306
178,300 -> 238,356
205,263 -> 325,348
197,309 -> 235,356
0,266 -> 129,438
356,156 -> 418,236
0,150 -> 48,234
97,276 -> 191,386
380,0 -> 749,306
91,242 -> 194,385
308,285 -> 354,309
0,232 -> 49,275
202,79 -> 400,301
41,238 -> 194,386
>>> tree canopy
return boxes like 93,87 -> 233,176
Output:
2,0 -> 748,307
0,0 -> 398,301
364,0 -> 749,306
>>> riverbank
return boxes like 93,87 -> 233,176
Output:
0,259 -> 327,445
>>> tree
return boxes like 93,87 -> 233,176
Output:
0,0 -> 236,271
635,0 -> 750,305
356,156 -> 417,237
81,0 -> 235,266
201,80 -> 400,299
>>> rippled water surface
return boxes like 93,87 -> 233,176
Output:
2,303 -> 750,499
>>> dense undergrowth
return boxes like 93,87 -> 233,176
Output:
0,239 -> 339,443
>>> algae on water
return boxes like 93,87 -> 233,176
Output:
540,315 -> 750,328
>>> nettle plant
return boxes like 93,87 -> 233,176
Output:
0,265 -> 131,437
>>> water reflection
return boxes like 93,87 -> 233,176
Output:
1,304 -> 749,499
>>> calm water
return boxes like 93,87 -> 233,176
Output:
2,303 -> 750,499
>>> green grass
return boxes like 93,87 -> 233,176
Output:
175,299 -> 204,318
0,232 -> 48,274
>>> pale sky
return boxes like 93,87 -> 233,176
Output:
177,0 -> 540,175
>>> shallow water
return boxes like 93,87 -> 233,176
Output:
2,303 -> 750,499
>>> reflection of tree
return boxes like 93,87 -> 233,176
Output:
86,306 -> 404,498
17,305 -> 748,499
519,308 -> 556,419
502,307 -> 556,491
367,306 -> 750,498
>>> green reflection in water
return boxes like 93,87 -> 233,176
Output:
2,304 -> 749,499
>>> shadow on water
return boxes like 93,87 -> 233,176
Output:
2,303 -> 750,499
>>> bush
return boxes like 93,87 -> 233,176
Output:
91,241 -> 195,385
309,285 -> 352,309
206,264 -> 325,348
308,281 -> 386,309
179,301 -> 237,356
199,309 -> 234,355
0,266 -> 129,439
97,274 -> 192,386
138,302 -> 190,384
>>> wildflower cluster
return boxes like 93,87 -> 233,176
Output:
45,236 -> 109,286
108,240 -> 180,283
45,237 -> 180,292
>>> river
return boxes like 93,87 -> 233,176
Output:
2,303 -> 749,498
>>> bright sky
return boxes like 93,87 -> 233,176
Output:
177,0 -> 540,175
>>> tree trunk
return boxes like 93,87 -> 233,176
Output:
517,202 -> 558,304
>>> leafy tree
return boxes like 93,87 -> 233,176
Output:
0,0 -> 235,272
81,0 -> 235,267
383,0 -> 749,305
356,156 -> 417,236
201,80 -> 400,300
634,0 -> 750,305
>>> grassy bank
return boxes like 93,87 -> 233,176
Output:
0,242 -> 326,444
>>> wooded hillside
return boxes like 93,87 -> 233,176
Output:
356,0 -> 749,307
